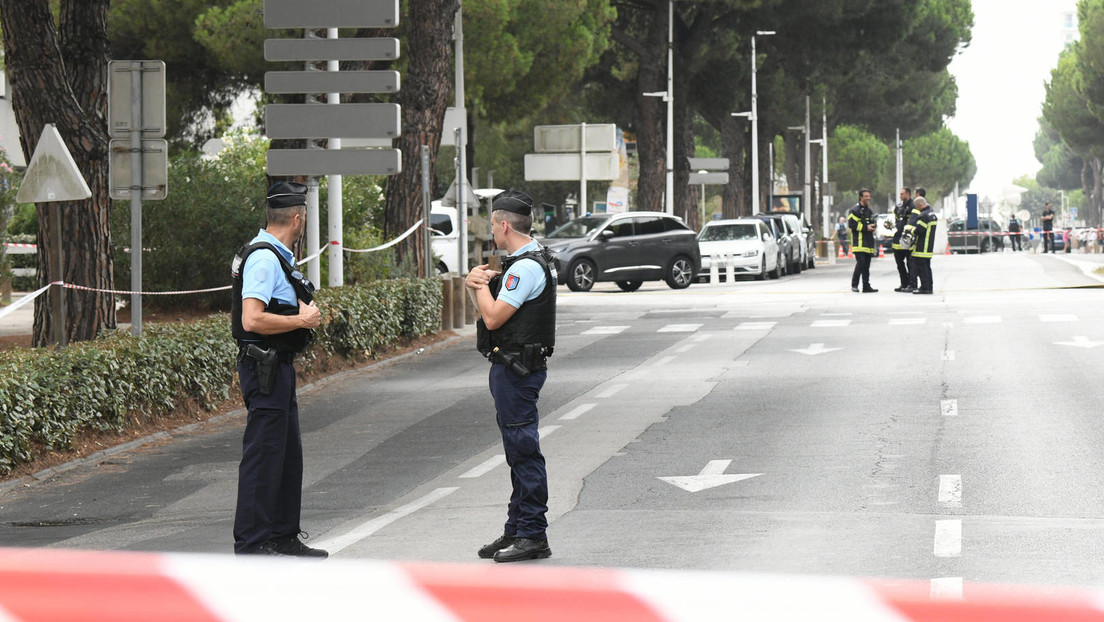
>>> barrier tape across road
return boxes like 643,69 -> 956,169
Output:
0,547 -> 1103,621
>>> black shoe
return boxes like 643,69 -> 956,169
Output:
241,541 -> 287,556
851,286 -> 860,292
862,287 -> 878,293
912,289 -> 933,295
896,286 -> 914,293
493,538 -> 551,563
273,534 -> 329,558
478,534 -> 517,559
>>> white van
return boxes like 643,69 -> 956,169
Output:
430,188 -> 503,274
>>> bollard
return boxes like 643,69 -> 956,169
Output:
451,277 -> 465,329
440,277 -> 453,331
724,252 -> 735,283
709,257 -> 719,284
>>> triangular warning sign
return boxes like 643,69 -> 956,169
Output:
15,123 -> 92,204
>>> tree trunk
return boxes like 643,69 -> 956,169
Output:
1,0 -> 114,347
673,50 -> 694,229
633,1 -> 668,214
720,115 -> 747,218
383,0 -> 459,276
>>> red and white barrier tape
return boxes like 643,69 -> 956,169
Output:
61,283 -> 232,296
0,547 -> 1102,622
299,219 -> 426,263
0,283 -> 52,323
1,243 -> 36,249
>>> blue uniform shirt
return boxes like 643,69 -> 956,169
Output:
496,240 -> 547,309
241,229 -> 298,306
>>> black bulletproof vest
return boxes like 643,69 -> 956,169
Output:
487,247 -> 557,351
230,242 -> 315,352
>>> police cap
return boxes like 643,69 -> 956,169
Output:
267,181 -> 307,209
491,189 -> 533,216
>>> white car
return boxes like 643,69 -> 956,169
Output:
696,218 -> 781,281
430,188 -> 504,274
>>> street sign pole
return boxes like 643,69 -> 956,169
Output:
129,62 -> 144,336
327,27 -> 344,287
421,145 -> 432,279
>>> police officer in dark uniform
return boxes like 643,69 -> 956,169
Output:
904,196 -> 938,294
231,181 -> 326,557
1041,202 -> 1056,252
1008,215 -> 1022,251
848,188 -> 878,293
891,187 -> 914,292
465,189 -> 557,563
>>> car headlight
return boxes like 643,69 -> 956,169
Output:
743,249 -> 760,257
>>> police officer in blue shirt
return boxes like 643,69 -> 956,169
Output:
465,189 -> 557,563
230,181 -> 326,557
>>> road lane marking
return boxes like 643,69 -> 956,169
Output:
595,384 -> 628,398
941,399 -> 958,417
736,322 -> 776,330
930,577 -> 963,599
1041,314 -> 1077,322
658,323 -> 702,333
558,403 -> 597,421
811,320 -> 851,328
458,426 -> 561,479
964,316 -> 1001,324
934,519 -> 962,557
939,475 -> 962,507
942,350 -> 955,360
582,326 -> 629,335
889,318 -> 926,325
315,487 -> 458,554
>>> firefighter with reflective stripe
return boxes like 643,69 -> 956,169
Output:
466,189 -> 557,563
891,187 -> 914,292
230,181 -> 326,558
847,188 -> 878,292
904,196 -> 938,294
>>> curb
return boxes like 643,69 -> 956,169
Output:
0,328 -> 476,496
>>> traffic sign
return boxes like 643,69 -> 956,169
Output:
264,38 -> 399,61
265,103 -> 401,139
15,124 -> 91,204
264,0 -> 398,28
524,152 -> 620,181
107,60 -> 166,139
266,149 -> 402,176
109,139 -> 168,200
265,70 -> 399,94
688,158 -> 729,170
688,172 -> 729,185
534,124 -> 618,153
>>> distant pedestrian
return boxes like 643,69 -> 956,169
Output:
1041,202 -> 1055,252
891,187 -> 914,292
1064,227 -> 1073,254
847,189 -> 878,293
836,216 -> 850,256
1008,215 -> 1022,251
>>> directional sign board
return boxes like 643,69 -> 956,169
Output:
107,60 -> 166,139
534,124 -> 618,153
688,172 -> 729,185
688,158 -> 730,170
264,38 -> 399,61
265,103 -> 401,139
264,0 -> 398,28
267,149 -> 401,176
524,152 -> 620,181
109,139 -> 168,200
265,70 -> 399,94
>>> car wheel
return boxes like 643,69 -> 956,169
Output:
754,257 -> 766,280
436,261 -> 449,275
615,280 -> 643,292
807,252 -> 816,269
791,254 -> 802,274
664,256 -> 694,289
566,259 -> 596,292
980,240 -> 991,253
770,254 -> 782,279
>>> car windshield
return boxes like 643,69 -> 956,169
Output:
545,216 -> 610,239
700,223 -> 758,242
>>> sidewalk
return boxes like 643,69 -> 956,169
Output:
0,292 -> 34,337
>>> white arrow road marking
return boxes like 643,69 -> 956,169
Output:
1056,336 -> 1104,348
658,459 -> 762,493
789,343 -> 842,356
934,519 -> 962,557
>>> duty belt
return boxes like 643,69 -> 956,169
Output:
238,343 -> 296,363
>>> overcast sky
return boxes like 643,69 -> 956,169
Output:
944,0 -> 1078,198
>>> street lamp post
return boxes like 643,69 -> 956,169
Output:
750,30 -> 776,214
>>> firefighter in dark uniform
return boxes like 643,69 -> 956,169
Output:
904,196 -> 938,294
465,189 -> 557,563
891,187 -> 914,292
1008,215 -> 1023,251
231,181 -> 327,557
848,188 -> 878,292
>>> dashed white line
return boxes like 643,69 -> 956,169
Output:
658,323 -> 702,333
314,487 -> 458,554
459,455 -> 505,479
582,326 -> 629,335
934,519 -> 962,557
595,384 -> 628,398
736,322 -> 776,331
939,475 -> 962,507
941,399 -> 958,417
558,403 -> 597,421
811,320 -> 851,328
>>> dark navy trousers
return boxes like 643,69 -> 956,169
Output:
488,364 -> 548,540
233,358 -> 303,554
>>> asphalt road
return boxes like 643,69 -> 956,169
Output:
2,250 -> 1104,594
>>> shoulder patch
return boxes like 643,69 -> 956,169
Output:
505,274 -> 520,291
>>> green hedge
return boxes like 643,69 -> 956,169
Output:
0,277 -> 443,475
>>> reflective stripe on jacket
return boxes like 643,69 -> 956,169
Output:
848,204 -> 875,254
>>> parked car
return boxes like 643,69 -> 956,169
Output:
541,211 -> 701,292
947,218 -> 1004,253
774,211 -> 817,270
753,213 -> 801,274
696,218 -> 782,281
429,203 -> 460,274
